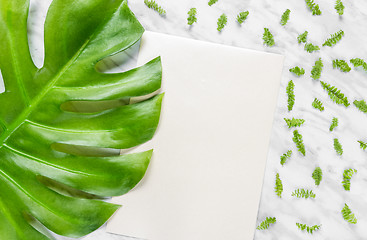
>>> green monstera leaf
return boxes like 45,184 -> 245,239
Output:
0,0 -> 162,239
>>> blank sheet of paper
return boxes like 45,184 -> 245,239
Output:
106,31 -> 284,240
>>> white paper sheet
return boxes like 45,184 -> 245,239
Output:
106,31 -> 284,240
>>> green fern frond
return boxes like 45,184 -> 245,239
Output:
263,28 -> 275,47
284,118 -> 305,128
305,0 -> 322,15
144,0 -> 166,15
217,14 -> 227,32
350,58 -> 367,71
333,59 -> 351,72
334,138 -> 343,156
298,31 -> 308,44
323,30 -> 344,47
342,203 -> 357,224
287,80 -> 295,111
187,8 -> 197,25
296,223 -> 321,234
237,11 -> 249,24
358,140 -> 367,150
293,130 -> 306,156
311,58 -> 323,80
292,189 -> 316,199
312,167 -> 323,186
320,81 -> 350,107
330,117 -> 339,131
280,9 -> 291,26
208,0 -> 219,6
312,98 -> 324,111
275,173 -> 283,198
304,43 -> 320,53
354,100 -> 367,113
280,150 -> 292,165
335,0 -> 345,16
342,168 -> 357,191
257,217 -> 276,230
289,66 -> 305,76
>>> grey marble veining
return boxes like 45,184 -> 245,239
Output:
22,0 -> 367,239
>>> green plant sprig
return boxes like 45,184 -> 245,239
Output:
208,0 -> 219,6
334,138 -> 343,156
358,140 -> 367,150
287,80 -> 295,111
293,130 -> 306,156
330,117 -> 339,131
323,30 -> 344,47
284,118 -> 305,128
280,150 -> 292,165
305,43 -> 320,53
342,204 -> 357,224
354,100 -> 367,113
144,0 -> 166,15
296,223 -> 321,234
237,11 -> 249,24
312,98 -> 324,111
312,167 -> 323,186
305,0 -> 322,15
257,217 -> 277,230
298,31 -> 308,44
289,66 -> 305,76
263,28 -> 275,46
311,58 -> 323,80
275,173 -> 283,198
187,8 -> 197,25
335,0 -> 345,16
342,169 -> 357,191
291,189 -> 316,199
280,9 -> 291,26
350,58 -> 367,71
320,81 -> 350,107
333,59 -> 351,72
217,14 -> 227,32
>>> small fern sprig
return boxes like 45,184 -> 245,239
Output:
350,58 -> 367,71
187,8 -> 197,25
311,58 -> 323,80
342,169 -> 357,191
323,30 -> 344,47
354,100 -> 367,113
304,43 -> 320,53
280,150 -> 292,165
208,0 -> 219,6
330,117 -> 339,131
305,0 -> 322,15
286,80 -> 295,111
335,0 -> 345,16
342,203 -> 357,224
334,138 -> 343,156
312,98 -> 324,111
312,167 -> 323,186
237,11 -> 249,24
298,31 -> 308,44
275,173 -> 283,198
291,189 -> 316,199
256,217 -> 276,230
320,81 -> 350,107
289,66 -> 305,76
217,14 -> 227,32
333,59 -> 351,72
263,28 -> 275,47
296,223 -> 321,234
144,0 -> 166,16
284,118 -> 305,128
293,130 -> 306,156
358,140 -> 367,150
280,9 -> 291,26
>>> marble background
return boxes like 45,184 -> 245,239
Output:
22,0 -> 367,239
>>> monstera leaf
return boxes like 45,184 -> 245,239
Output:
0,0 -> 162,239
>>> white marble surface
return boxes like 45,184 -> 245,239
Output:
24,0 -> 367,239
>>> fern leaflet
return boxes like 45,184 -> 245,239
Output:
312,98 -> 324,111
350,58 -> 367,71
287,80 -> 295,111
335,0 -> 345,16
304,43 -> 320,53
311,58 -> 323,80
280,150 -> 292,166
280,9 -> 291,26
257,217 -> 276,230
284,118 -> 305,128
296,223 -> 321,234
208,0 -> 219,6
217,14 -> 227,32
320,81 -> 350,107
292,189 -> 316,199
289,66 -> 305,76
275,173 -> 283,198
354,100 -> 367,113
263,28 -> 275,47
187,8 -> 197,25
342,168 -> 357,191
342,203 -> 357,224
312,167 -> 323,186
358,140 -> 367,150
305,0 -> 322,15
334,138 -> 343,156
237,11 -> 249,24
323,30 -> 344,47
333,59 -> 351,72
330,117 -> 338,131
144,0 -> 166,15
298,31 -> 308,44
293,130 -> 306,156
